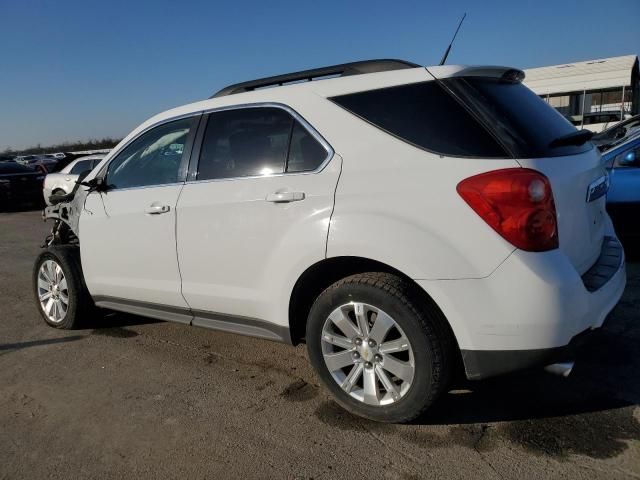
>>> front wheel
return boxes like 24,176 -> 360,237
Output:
306,273 -> 453,423
33,246 -> 93,329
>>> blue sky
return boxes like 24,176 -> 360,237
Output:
1,0 -> 638,151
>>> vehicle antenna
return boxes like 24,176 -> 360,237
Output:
439,13 -> 467,66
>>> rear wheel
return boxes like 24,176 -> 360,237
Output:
33,246 -> 93,329
306,272 -> 453,423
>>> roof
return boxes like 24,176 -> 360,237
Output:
523,55 -> 639,96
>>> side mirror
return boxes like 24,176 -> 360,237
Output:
77,176 -> 109,192
614,148 -> 638,167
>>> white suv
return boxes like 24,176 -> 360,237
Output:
34,59 -> 626,423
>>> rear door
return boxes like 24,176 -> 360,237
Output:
176,105 -> 340,329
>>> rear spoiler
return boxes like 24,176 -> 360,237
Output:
425,65 -> 525,83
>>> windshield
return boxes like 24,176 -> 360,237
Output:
442,77 -> 593,158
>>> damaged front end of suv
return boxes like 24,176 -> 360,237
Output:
42,174 -> 104,247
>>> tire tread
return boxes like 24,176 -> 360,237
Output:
310,272 -> 453,423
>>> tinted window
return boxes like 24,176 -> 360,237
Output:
443,77 -> 593,157
331,81 -> 507,158
286,121 -> 328,172
198,108 -> 293,180
69,160 -> 93,175
106,117 -> 195,189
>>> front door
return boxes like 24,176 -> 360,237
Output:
80,116 -> 199,312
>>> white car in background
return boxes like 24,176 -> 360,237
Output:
42,154 -> 104,205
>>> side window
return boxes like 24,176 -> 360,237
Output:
69,160 -> 92,175
198,108 -> 293,180
286,121 -> 328,173
331,81 -> 508,158
106,117 -> 195,189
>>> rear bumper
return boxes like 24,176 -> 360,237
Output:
416,236 -> 626,380
461,324 -> 602,380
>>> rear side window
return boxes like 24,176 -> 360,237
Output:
197,107 -> 329,180
69,160 -> 92,175
198,108 -> 292,180
443,77 -> 593,157
331,81 -> 508,158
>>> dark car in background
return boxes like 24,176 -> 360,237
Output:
0,162 -> 45,211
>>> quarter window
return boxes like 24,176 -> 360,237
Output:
286,120 -> 328,173
331,81 -> 508,158
106,117 -> 195,189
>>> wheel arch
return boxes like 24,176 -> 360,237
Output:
288,256 -> 461,357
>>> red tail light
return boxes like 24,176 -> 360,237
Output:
457,168 -> 559,252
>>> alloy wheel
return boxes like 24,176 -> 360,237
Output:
37,259 -> 69,324
321,302 -> 415,406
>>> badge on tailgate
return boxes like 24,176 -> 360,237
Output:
586,175 -> 609,202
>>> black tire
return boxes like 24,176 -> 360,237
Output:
32,246 -> 93,329
306,272 -> 453,423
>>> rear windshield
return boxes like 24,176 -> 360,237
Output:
442,77 -> 593,157
331,78 -> 593,159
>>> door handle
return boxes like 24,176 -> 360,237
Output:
265,191 -> 305,203
145,202 -> 171,214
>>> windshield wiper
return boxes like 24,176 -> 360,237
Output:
549,129 -> 593,148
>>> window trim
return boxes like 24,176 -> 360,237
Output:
186,102 -> 334,184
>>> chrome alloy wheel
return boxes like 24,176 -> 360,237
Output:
321,302 -> 415,406
37,260 -> 69,324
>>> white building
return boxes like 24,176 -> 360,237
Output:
524,55 -> 639,131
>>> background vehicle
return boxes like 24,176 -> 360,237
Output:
603,134 -> 640,245
16,154 -> 59,172
592,114 -> 640,151
33,59 -> 625,423
0,161 -> 45,210
43,154 -> 105,205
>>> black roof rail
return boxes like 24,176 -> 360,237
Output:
210,59 -> 420,98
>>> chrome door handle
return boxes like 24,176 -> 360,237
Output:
145,203 -> 171,214
265,191 -> 305,203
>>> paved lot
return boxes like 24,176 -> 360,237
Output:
0,209 -> 638,479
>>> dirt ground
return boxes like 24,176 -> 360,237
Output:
1,209 -> 638,479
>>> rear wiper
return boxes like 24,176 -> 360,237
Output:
549,129 -> 594,148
